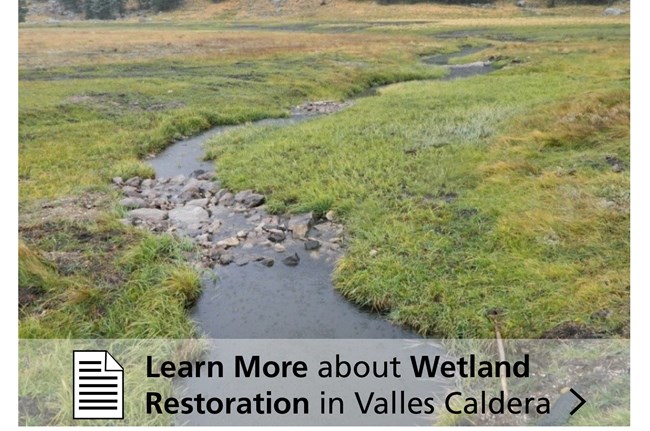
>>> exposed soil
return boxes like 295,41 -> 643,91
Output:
541,322 -> 604,339
18,286 -> 44,309
19,192 -> 111,226
66,92 -> 186,112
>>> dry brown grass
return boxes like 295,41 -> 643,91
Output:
157,0 -> 626,21
19,27 -> 441,68
22,0 -> 630,23
166,0 -> 518,20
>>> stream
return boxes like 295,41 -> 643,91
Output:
147,46 -> 492,339
140,45 -> 495,427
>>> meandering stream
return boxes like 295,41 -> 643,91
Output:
147,46 -> 493,339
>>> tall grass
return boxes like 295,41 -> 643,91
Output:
205,31 -> 629,337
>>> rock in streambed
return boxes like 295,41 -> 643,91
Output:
115,174 -> 344,269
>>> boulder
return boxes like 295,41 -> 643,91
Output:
207,220 -> 223,234
168,206 -> 210,226
121,185 -> 139,196
234,190 -> 265,208
178,179 -> 203,201
125,176 -> 142,187
119,197 -> 146,209
196,233 -> 211,245
218,192 -> 235,206
259,257 -> 275,267
127,208 -> 168,223
288,213 -> 313,239
304,239 -> 321,251
208,246 -> 225,260
151,197 -> 172,210
282,252 -> 300,267
141,189 -> 158,200
185,198 -> 209,208
219,253 -> 234,265
216,236 -> 240,248
170,175 -> 186,185
200,181 -> 220,195
214,188 -> 229,201
267,229 -> 286,243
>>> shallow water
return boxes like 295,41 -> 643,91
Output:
445,61 -> 493,80
194,242 -> 417,339
147,116 -> 307,179
421,46 -> 488,65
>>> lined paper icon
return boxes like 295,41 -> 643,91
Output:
73,350 -> 124,420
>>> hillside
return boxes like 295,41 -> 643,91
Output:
23,0 -> 630,23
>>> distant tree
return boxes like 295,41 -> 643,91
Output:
59,0 -> 82,12
19,0 -> 28,22
138,0 -> 183,11
84,0 -> 125,19
567,0 -> 610,3
547,0 -> 555,7
376,1 -> 495,4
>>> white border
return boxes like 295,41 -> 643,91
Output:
7,0 -> 643,430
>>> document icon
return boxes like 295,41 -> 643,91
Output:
73,350 -> 124,420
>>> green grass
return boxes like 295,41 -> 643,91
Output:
19,222 -> 200,339
19,14 -> 628,340
19,46 -> 445,201
20,339 -> 207,425
18,27 -> 447,344
432,339 -> 629,426
19,215 -> 203,424
18,8 -> 629,426
204,28 -> 629,338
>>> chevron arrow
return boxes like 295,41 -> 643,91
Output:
569,388 -> 586,415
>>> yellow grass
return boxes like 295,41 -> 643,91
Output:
19,28 -> 442,68
23,0 -> 630,24
155,0 -> 628,21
